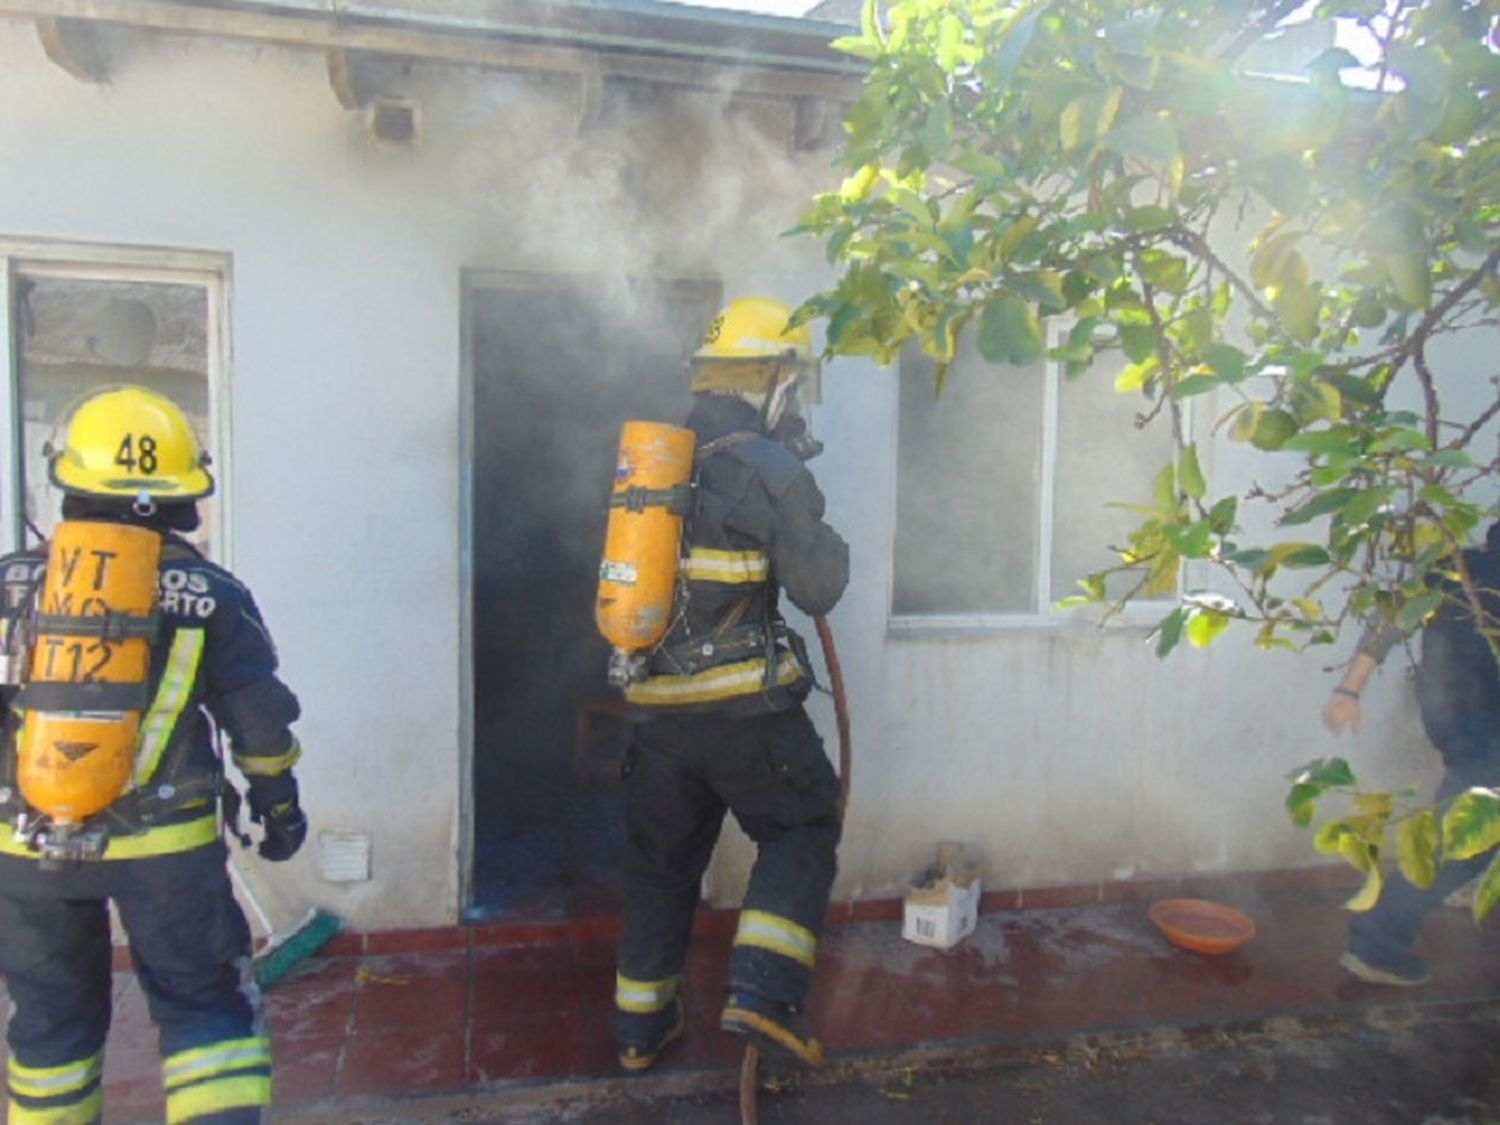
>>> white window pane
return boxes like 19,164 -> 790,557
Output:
1050,348 -> 1177,602
894,342 -> 1044,615
15,275 -> 212,544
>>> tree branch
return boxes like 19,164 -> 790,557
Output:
1454,382 -> 1500,451
1412,339 -> 1441,448
1170,227 -> 1276,322
1396,244 -> 1500,443
1215,0 -> 1313,64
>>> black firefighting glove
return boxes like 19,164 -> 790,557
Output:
247,773 -> 308,862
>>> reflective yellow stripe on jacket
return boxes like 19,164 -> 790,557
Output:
234,736 -> 302,777
624,651 -> 805,708
132,627 -> 206,786
680,548 -> 768,584
0,815 -> 218,861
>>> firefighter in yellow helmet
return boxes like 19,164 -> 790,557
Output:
612,297 -> 849,1071
0,386 -> 306,1124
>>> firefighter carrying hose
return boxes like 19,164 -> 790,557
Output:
0,386 -> 307,1124
607,297 -> 850,1072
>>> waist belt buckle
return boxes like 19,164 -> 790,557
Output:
21,818 -> 109,866
608,648 -> 649,687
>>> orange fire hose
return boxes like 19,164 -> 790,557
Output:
739,613 -> 851,1125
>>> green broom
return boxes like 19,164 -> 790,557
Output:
229,858 -> 342,989
252,907 -> 343,989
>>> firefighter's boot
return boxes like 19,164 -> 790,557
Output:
617,996 -> 686,1074
720,990 -> 824,1067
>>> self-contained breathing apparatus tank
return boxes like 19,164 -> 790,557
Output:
596,421 -> 696,686
8,520 -> 162,831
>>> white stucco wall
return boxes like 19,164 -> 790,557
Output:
1,16 -> 1490,929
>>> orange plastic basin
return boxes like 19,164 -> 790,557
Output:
1149,898 -> 1256,955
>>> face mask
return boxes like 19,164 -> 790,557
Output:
771,390 -> 823,461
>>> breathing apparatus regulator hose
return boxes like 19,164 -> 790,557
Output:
740,613 -> 850,1125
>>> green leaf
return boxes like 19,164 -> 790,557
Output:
1340,485 -> 1395,529
1139,250 -> 1188,294
840,164 -> 880,203
1178,445 -> 1206,501
1229,547 -> 1272,571
1203,343 -> 1247,382
1314,819 -> 1353,856
1185,608 -> 1230,648
1372,427 -> 1430,453
1344,852 -> 1384,912
1420,450 -> 1475,469
1385,252 -> 1431,309
1060,89 -> 1124,151
1280,430 -> 1361,458
1104,115 -> 1179,162
1152,607 -> 1185,657
936,13 -> 965,72
1274,280 -> 1321,342
978,294 -> 1045,366
1474,851 -> 1500,922
1287,782 -> 1321,829
1280,488 -> 1357,526
1124,205 -> 1177,233
1388,42 -> 1452,105
1289,757 -> 1356,789
1114,356 -> 1158,393
1397,589 -> 1443,632
1250,409 -> 1299,452
1273,544 -> 1330,568
1119,322 -> 1158,364
1172,373 -> 1221,397
1153,462 -> 1176,511
1165,520 -> 1212,558
1395,809 -> 1440,889
1442,788 -> 1500,861
987,7 -> 1039,86
1011,270 -> 1068,312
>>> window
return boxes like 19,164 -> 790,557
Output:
2,245 -> 227,556
892,326 -> 1178,626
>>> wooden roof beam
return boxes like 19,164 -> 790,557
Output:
327,46 -> 410,111
35,16 -> 109,83
0,0 -> 859,102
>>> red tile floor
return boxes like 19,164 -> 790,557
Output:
2,885 -> 1497,1121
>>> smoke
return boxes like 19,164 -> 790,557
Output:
440,68 -> 834,317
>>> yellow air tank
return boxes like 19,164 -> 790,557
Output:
597,421 -> 695,679
18,521 -> 162,825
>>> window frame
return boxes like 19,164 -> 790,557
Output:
0,239 -> 233,563
888,319 -> 1187,637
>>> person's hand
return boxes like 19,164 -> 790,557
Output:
248,774 -> 307,862
1322,691 -> 1362,736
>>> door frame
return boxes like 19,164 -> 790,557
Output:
456,268 -> 719,916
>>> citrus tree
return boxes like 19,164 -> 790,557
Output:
792,0 -> 1500,915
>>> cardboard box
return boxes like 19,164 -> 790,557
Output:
902,843 -> 981,950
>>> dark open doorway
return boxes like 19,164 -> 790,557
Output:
464,273 -> 720,920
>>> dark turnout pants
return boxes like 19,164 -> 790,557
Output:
614,707 -> 842,1044
0,841 -> 269,1124
1349,715 -> 1500,966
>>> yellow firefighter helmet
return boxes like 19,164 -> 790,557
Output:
690,297 -> 816,396
48,386 -> 214,501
